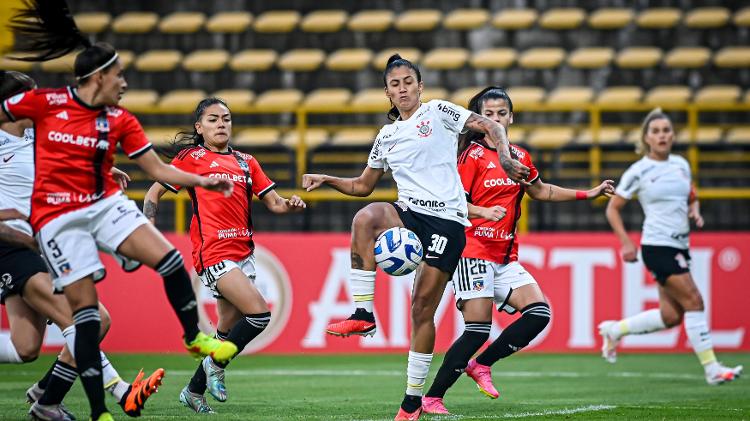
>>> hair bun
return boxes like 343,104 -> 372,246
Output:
386,54 -> 402,65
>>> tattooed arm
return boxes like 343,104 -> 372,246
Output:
143,182 -> 168,225
463,113 -> 530,183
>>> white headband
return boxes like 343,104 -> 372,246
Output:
76,52 -> 119,80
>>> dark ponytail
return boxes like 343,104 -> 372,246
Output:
0,71 -> 36,101
382,54 -> 422,122
167,97 -> 230,158
458,86 -> 514,156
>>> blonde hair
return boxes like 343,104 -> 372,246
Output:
637,108 -> 672,155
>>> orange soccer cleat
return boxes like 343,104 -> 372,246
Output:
120,368 -> 165,417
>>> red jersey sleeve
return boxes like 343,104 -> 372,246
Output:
118,111 -> 153,159
2,89 -> 46,122
161,151 -> 193,193
457,148 -> 479,203
249,157 -> 276,199
512,145 -> 540,184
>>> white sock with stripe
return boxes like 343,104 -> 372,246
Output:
351,269 -> 376,313
405,351 -> 433,397
610,309 -> 666,339
684,311 -> 718,370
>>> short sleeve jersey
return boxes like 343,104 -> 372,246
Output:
615,154 -> 692,249
164,146 -> 276,272
1,87 -> 152,231
0,128 -> 35,235
367,99 -> 472,226
458,142 -> 539,264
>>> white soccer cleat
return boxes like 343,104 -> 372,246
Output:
705,363 -> 743,386
598,320 -> 620,364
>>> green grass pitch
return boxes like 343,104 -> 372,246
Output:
2,353 -> 748,420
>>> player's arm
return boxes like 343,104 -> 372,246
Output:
688,184 -> 704,228
0,222 -> 37,252
467,203 -> 506,221
527,179 -> 615,202
143,182 -> 168,225
606,195 -> 638,262
261,190 -> 307,214
302,166 -> 385,197
110,166 -> 130,190
463,113 -> 530,183
0,208 -> 28,221
135,150 -> 233,196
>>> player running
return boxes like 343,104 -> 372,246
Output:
303,56 -> 529,420
602,108 -> 743,385
144,98 -> 306,413
421,86 -> 614,414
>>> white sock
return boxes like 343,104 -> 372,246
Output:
611,309 -> 666,339
100,352 -> 122,389
351,269 -> 376,313
405,351 -> 433,396
0,338 -> 23,363
62,326 -> 76,359
684,311 -> 717,367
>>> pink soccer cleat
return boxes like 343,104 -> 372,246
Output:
421,397 -> 450,415
394,406 -> 422,420
465,359 -> 500,399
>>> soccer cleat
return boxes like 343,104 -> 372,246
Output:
120,368 -> 165,417
325,309 -> 376,337
91,413 -> 114,421
706,363 -> 743,386
26,384 -> 76,420
421,397 -> 450,415
29,402 -> 74,421
202,357 -> 227,402
185,332 -> 238,363
598,320 -> 620,364
465,359 -> 499,399
179,386 -> 215,414
394,406 -> 422,421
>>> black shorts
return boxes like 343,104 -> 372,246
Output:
390,202 -> 466,274
641,245 -> 691,285
0,241 -> 49,304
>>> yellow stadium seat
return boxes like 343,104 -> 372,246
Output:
206,12 -> 253,33
422,48 -> 469,70
443,9 -> 489,30
677,127 -> 723,145
118,50 -> 135,69
539,8 -> 586,30
144,126 -> 180,147
577,127 -> 625,145
744,90 -> 750,104
596,86 -> 644,105
254,89 -> 303,111
278,49 -> 326,72
254,11 -> 300,33
182,50 -> 229,72
331,127 -> 378,146
135,50 -> 183,72
664,47 -> 711,68
229,49 -> 278,72
685,7 -> 730,29
74,12 -> 111,34
303,88 -> 352,111
372,48 -> 422,70
508,128 -> 527,143
0,55 -> 33,72
211,89 -> 255,112
734,7 -> 750,27
234,127 -> 281,147
644,86 -> 691,106
588,8 -> 633,30
450,86 -> 485,108
301,10 -> 347,32
615,47 -> 662,68
636,8 -> 681,29
546,87 -> 594,107
119,90 -> 159,113
507,86 -> 546,109
527,127 -> 576,148
158,90 -> 206,113
159,12 -> 205,34
726,127 -> 750,144
470,48 -> 517,69
326,49 -> 373,71
492,9 -> 537,30
40,53 -> 76,73
351,89 -> 389,111
567,47 -> 614,69
714,47 -> 750,68
518,48 -> 565,69
693,85 -> 741,105
420,88 -> 449,102
112,12 -> 159,34
394,9 -> 442,32
347,10 -> 394,32
625,129 -> 642,145
282,128 -> 329,150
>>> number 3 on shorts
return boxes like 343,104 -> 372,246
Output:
428,234 -> 448,255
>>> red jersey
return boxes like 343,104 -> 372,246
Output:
164,146 -> 275,272
458,141 -> 539,264
1,87 -> 152,230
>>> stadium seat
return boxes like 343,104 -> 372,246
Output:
577,127 -> 625,145
527,127 -> 575,148
74,12 -> 111,34
587,8 -> 633,30
301,10 -> 348,33
158,90 -> 206,113
212,89 -> 255,112
158,12 -> 206,34
372,48 -> 422,70
144,126 -> 181,147
470,48 -> 517,69
118,50 -> 135,69
450,86 -> 485,107
331,127 -> 378,146
491,9 -> 537,30
694,85 -> 741,105
229,49 -> 278,72
734,7 -> 750,27
135,50 -> 183,72
596,86 -> 644,105
282,128 -> 329,149
205,12 -> 253,33
40,53 -> 76,72
254,10 -> 300,33
234,127 -> 281,147
422,48 -> 469,70
507,86 -> 546,109
420,88 -> 449,102
567,47 -> 614,69
744,90 -> 750,104
442,9 -> 490,30
664,47 -> 711,68
685,7 -> 730,29
677,127 -> 723,144
278,49 -> 326,72
182,50 -> 229,72
625,129 -> 642,144
726,127 -> 750,144
351,89 -> 389,111
714,47 -> 750,68
636,8 -> 682,29
539,8 -> 586,30
303,88 -> 352,111
644,85 -> 691,106
394,9 -> 442,32
615,47 -> 663,68
326,49 -> 373,71
254,89 -> 303,111
347,10 -> 394,32
0,55 -> 33,72
546,87 -> 594,107
508,127 -> 527,143
119,90 -> 159,113
112,12 -> 159,34
518,48 -> 565,69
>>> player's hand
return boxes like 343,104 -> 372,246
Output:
110,167 -> 130,190
588,180 -> 615,199
286,195 -> 307,211
0,208 -> 28,221
499,155 -> 531,185
302,174 -> 326,192
689,208 -> 704,229
481,205 -> 506,222
621,242 -> 638,262
23,234 -> 40,254
201,177 -> 233,197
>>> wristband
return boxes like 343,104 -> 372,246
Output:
575,191 -> 587,200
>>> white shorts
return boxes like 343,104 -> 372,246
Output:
37,193 -> 149,291
198,254 -> 256,298
451,258 -> 537,314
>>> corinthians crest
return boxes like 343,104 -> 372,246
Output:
416,120 -> 432,138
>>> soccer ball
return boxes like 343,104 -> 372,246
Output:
374,227 -> 423,276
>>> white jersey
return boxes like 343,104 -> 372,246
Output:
0,128 -> 34,235
615,154 -> 692,249
367,100 -> 472,226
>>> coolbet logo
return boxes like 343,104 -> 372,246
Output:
45,93 -> 68,105
416,120 -> 432,138
48,131 -> 98,148
484,177 -> 518,188
208,173 -> 249,184
436,102 -> 461,122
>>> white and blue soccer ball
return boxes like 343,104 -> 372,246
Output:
374,227 -> 423,276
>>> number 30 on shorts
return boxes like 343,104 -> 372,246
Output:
428,234 -> 448,255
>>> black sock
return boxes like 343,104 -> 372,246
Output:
72,306 -> 108,419
426,322 -> 491,398
400,394 -> 422,413
157,250 -> 200,342
215,330 -> 229,341
187,363 -> 207,395
36,358 -> 59,389
350,308 -> 374,322
476,302 -> 551,367
38,361 -> 77,405
215,312 -> 271,368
